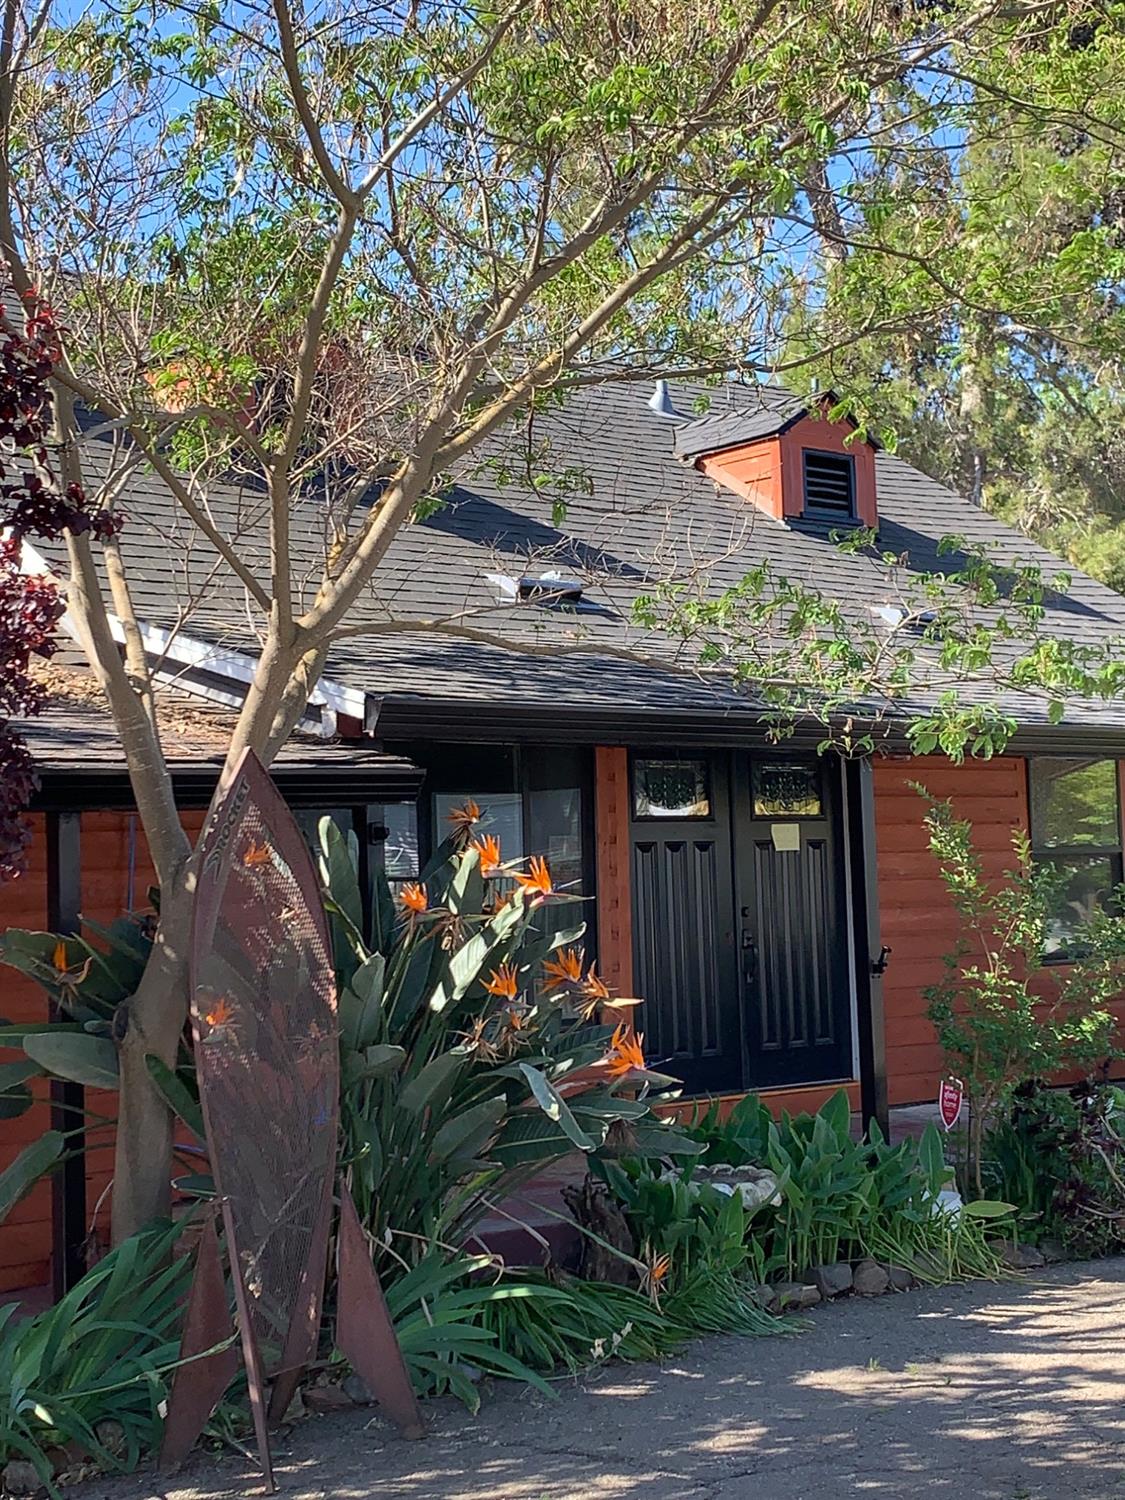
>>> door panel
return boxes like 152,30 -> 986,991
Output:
630,756 -> 742,1094
737,757 -> 853,1088
627,751 -> 854,1098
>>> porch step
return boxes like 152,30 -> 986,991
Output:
467,1153 -> 586,1269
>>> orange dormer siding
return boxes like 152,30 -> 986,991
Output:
694,411 -> 878,528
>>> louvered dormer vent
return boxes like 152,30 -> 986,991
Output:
802,451 -> 855,519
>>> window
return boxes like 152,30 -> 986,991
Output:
802,451 -> 855,518
434,790 -> 524,855
752,762 -> 822,818
633,758 -> 711,819
1028,758 -> 1123,957
379,803 -> 420,879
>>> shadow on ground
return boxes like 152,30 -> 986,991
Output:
82,1259 -> 1125,1500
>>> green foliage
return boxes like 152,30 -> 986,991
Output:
322,815 -> 697,1266
783,31 -> 1125,595
0,1219 -> 210,1496
674,1091 -> 1008,1285
920,792 -> 1125,1191
0,912 -> 202,1224
637,533 -> 1125,762
376,1251 -> 562,1412
985,1079 -> 1125,1257
472,1270 -> 685,1373
594,1157 -> 787,1336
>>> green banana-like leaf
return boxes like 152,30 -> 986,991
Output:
490,1110 -> 583,1168
342,1043 -> 405,1087
339,953 -> 387,1051
318,817 -> 363,934
0,1131 -> 65,1223
397,1051 -> 466,1115
430,1096 -> 506,1164
24,1032 -> 119,1090
0,1058 -> 42,1121
145,1055 -> 204,1139
517,1062 -> 595,1151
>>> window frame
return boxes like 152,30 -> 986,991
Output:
1027,756 -> 1125,964
801,448 -> 857,521
630,754 -> 716,822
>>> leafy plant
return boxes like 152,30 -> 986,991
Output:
985,1078 -> 1125,1256
919,793 -> 1125,1192
321,812 -> 699,1265
0,910 -> 204,1224
593,1156 -> 785,1336
0,1218 -> 209,1496
472,1269 -> 686,1373
676,1090 -> 1008,1285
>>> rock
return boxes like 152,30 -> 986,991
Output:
342,1373 -> 373,1405
283,1388 -> 307,1421
776,1281 -> 821,1311
748,1283 -> 781,1315
997,1241 -> 1046,1271
809,1262 -> 853,1299
1038,1237 -> 1066,1265
2,1460 -> 45,1495
41,1441 -> 86,1475
93,1418 -> 126,1457
887,1264 -> 916,1293
853,1258 -> 889,1297
305,1383 -> 354,1413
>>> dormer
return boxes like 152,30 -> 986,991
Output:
673,392 -> 878,529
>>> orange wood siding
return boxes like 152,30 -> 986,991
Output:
778,414 -> 878,527
875,755 -> 1034,1107
0,817 -> 52,1290
698,438 -> 783,518
0,809 -> 205,1292
594,747 -> 634,997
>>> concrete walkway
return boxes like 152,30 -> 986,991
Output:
83,1259 -> 1125,1500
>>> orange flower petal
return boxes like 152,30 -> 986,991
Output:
515,855 -> 553,896
542,946 -> 585,992
399,881 -> 428,914
483,962 -> 520,1001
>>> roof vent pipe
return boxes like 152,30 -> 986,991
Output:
647,379 -> 686,421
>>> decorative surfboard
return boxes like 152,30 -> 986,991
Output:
160,749 -> 422,1486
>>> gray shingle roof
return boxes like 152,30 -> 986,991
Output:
672,390 -> 808,458
25,377 -> 1125,745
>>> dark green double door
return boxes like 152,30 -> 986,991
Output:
629,751 -> 853,1095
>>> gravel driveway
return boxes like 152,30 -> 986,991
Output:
79,1259 -> 1125,1500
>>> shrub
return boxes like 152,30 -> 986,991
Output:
919,793 -> 1125,1194
673,1090 -> 1008,1284
985,1078 -> 1125,1256
321,812 -> 699,1266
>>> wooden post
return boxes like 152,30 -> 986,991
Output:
845,759 -> 890,1139
593,747 -> 634,996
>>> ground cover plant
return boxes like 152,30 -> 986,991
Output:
0,1220 -> 204,1497
648,1090 -> 1011,1286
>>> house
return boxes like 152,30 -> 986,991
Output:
3,379 -> 1125,1295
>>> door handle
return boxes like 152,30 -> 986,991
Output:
741,932 -> 757,981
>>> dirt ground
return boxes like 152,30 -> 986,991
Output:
79,1258 -> 1125,1500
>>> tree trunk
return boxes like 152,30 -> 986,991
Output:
109,877 -> 194,1244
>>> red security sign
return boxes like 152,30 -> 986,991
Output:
939,1077 -> 964,1132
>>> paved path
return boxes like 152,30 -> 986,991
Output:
84,1259 -> 1125,1500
